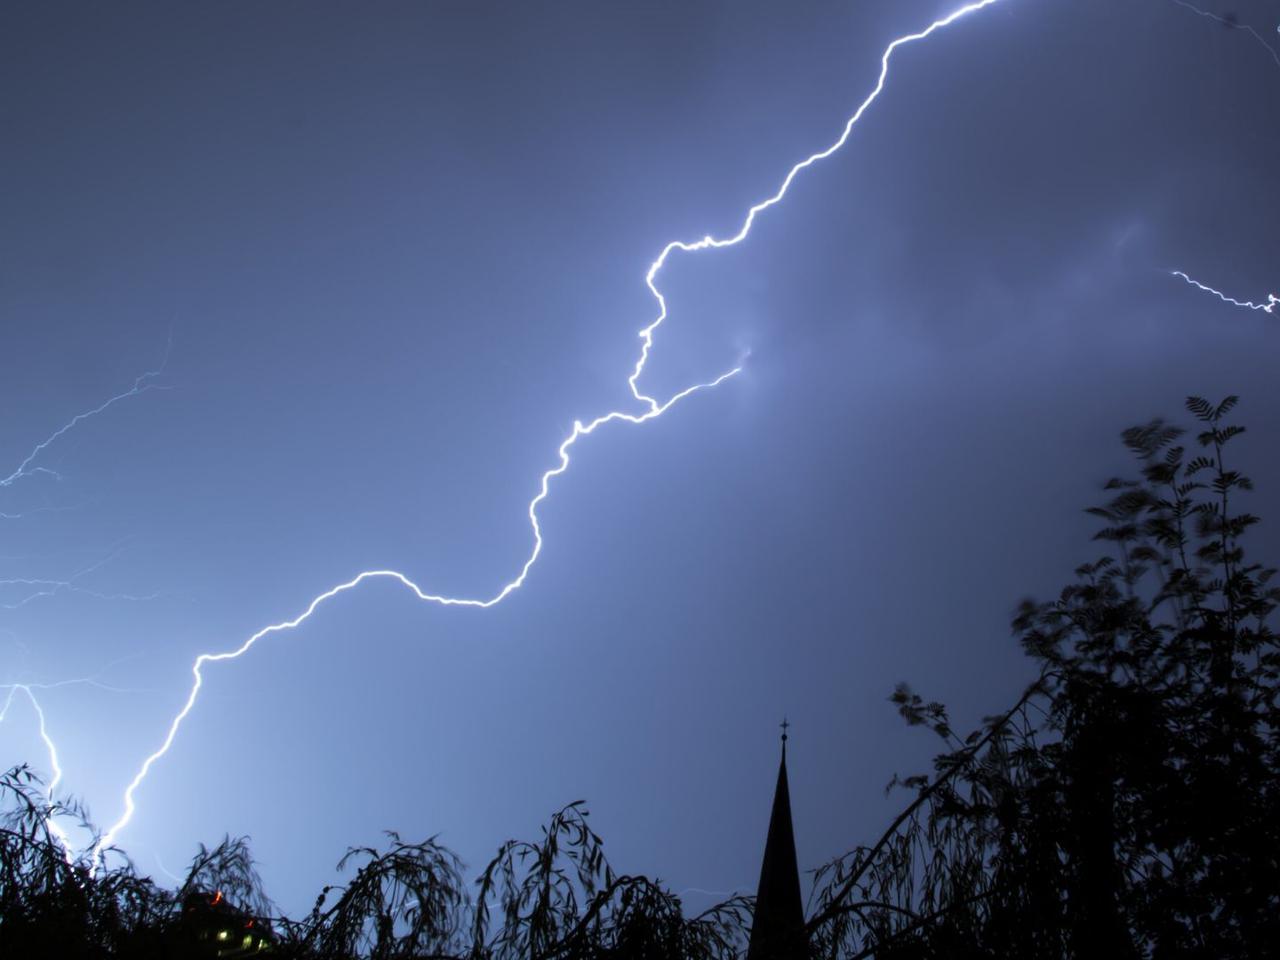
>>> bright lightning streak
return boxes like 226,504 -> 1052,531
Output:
1171,270 -> 1278,314
1,672 -> 148,859
1171,0 -> 1280,68
94,368 -> 740,860
0,684 -> 74,857
630,0 -> 1003,409
91,0 -> 1003,861
0,346 -> 168,857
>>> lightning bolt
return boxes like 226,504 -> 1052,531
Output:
0,683 -> 74,856
0,543 -> 158,610
0,341 -> 170,491
1171,270 -> 1278,313
0,670 -> 148,859
89,0 -> 1005,862
1,342 -> 169,859
1171,0 -> 1280,68
152,854 -> 185,886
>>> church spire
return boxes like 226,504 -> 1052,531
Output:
747,721 -> 808,960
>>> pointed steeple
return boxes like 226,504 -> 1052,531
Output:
747,721 -> 808,960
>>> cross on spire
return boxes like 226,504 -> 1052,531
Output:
780,717 -> 790,743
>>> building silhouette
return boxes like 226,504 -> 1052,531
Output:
747,724 -> 809,960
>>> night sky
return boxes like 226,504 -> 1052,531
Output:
3,0 -> 1278,917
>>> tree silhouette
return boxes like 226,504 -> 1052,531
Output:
806,396 -> 1279,959
2,396 -> 1275,958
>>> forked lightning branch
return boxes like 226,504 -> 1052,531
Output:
1,0 -> 1270,866
92,0 -> 1007,862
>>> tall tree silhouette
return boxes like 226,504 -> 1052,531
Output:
807,396 -> 1279,958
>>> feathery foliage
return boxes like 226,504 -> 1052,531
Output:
0,777 -> 750,959
805,396 -> 1279,958
3,396 -> 1275,958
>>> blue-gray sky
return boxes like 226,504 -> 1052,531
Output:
3,0 -> 1278,916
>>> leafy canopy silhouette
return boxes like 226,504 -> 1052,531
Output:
2,396 -> 1275,958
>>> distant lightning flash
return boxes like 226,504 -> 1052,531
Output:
0,543 -> 158,610
1171,0 -> 1280,68
0,503 -> 86,523
1,346 -> 169,859
91,0 -> 1003,861
1,343 -> 170,491
1166,4 -> 1279,316
1171,270 -> 1278,313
